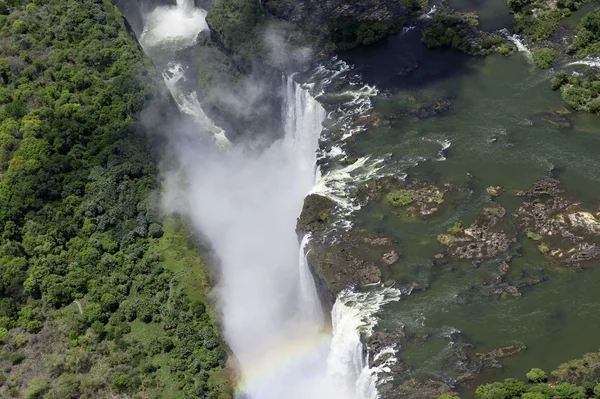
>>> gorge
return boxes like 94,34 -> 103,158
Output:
1,0 -> 600,398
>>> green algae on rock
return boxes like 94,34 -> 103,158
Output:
437,203 -> 516,260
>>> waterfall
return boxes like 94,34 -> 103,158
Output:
141,2 -> 399,398
297,234 -> 325,331
140,1 -> 229,146
327,288 -> 402,399
139,0 -> 207,50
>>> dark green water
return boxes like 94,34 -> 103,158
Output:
337,4 -> 600,395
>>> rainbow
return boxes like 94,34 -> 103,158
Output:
237,331 -> 334,394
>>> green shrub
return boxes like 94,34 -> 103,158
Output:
25,378 -> 50,399
109,372 -> 130,392
551,71 -> 569,90
553,383 -> 585,399
526,368 -> 547,383
532,48 -> 557,69
9,352 -> 25,364
387,189 -> 415,207
521,393 -> 546,399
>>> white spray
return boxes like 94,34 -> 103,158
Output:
141,3 -> 399,399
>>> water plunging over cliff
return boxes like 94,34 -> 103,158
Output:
140,2 -> 397,398
140,0 -> 206,50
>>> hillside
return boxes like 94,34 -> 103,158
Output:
0,0 -> 233,397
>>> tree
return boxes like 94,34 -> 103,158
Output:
526,368 -> 548,383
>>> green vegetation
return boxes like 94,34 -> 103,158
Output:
205,0 -> 273,70
387,189 -> 415,207
326,17 -> 405,51
526,231 -> 543,240
507,0 -> 594,41
551,71 -> 600,114
0,0 -> 232,397
532,48 -> 558,69
567,7 -> 600,58
526,368 -> 548,383
421,13 -> 513,56
447,222 -> 464,235
447,352 -> 600,398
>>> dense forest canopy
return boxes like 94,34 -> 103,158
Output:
0,0 -> 232,397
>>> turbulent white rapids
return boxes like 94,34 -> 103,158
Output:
140,2 -> 400,399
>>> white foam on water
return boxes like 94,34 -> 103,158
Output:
499,29 -> 533,63
311,157 -> 384,221
140,0 -> 207,50
328,287 -> 403,399
566,56 -> 600,69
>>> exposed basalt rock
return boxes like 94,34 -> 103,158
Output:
476,343 -> 527,369
534,109 -> 574,129
382,250 -> 400,265
355,177 -> 454,219
368,329 -> 406,361
514,175 -> 600,267
296,194 -> 337,235
262,0 -> 409,24
486,186 -> 502,197
438,203 -> 516,259
304,230 -> 401,296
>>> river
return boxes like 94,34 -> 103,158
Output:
137,0 -> 600,398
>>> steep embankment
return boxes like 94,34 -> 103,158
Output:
0,0 -> 232,397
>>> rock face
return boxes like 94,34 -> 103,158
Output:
112,0 -> 176,36
262,0 -> 408,23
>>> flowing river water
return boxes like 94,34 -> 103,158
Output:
138,0 -> 600,398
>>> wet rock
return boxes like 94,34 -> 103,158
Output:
366,237 -> 394,246
534,108 -> 573,129
492,285 -> 522,298
476,343 -> 526,369
438,203 -> 516,259
514,175 -> 600,268
486,186 -> 502,197
296,194 -> 336,235
355,177 -> 454,219
305,235 -> 384,296
368,329 -> 406,365
382,250 -> 400,265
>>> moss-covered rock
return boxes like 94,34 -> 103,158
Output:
387,189 -> 415,207
296,194 -> 337,235
438,203 -> 516,259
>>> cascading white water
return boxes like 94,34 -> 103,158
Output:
328,288 -> 403,399
140,0 -> 207,49
141,3 -> 399,398
297,234 -> 324,331
566,56 -> 600,69
140,1 -> 230,146
499,29 -> 533,63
